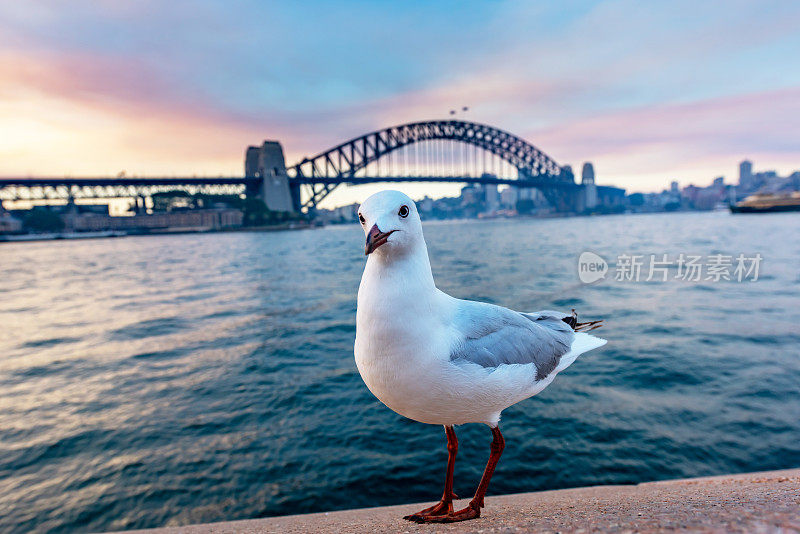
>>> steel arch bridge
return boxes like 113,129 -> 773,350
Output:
286,120 -> 574,211
0,120 -> 579,213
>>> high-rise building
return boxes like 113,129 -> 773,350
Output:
500,187 -> 518,208
460,185 -> 479,206
581,162 -> 597,209
581,162 -> 595,184
739,160 -> 753,188
561,164 -> 574,183
484,184 -> 499,211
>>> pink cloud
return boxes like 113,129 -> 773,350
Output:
0,50 -> 290,174
1,46 -> 797,196
526,87 -> 800,189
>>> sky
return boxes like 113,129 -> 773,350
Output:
1,1 -> 799,207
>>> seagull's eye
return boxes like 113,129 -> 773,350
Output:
358,213 -> 366,225
398,205 -> 409,218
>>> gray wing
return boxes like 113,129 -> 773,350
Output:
449,301 -> 574,381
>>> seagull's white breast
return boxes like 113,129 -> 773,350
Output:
354,259 -> 540,426
354,271 -> 451,423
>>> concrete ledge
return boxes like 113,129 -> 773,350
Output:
121,468 -> 800,533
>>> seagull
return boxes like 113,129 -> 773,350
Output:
354,190 -> 606,523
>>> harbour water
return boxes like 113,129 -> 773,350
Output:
1,211 -> 799,533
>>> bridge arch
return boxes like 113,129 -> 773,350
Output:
286,120 -> 572,210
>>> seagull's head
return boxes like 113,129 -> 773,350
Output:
358,190 -> 424,257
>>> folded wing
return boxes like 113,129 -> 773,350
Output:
449,301 -> 574,381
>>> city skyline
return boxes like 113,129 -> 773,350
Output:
2,1 -> 799,209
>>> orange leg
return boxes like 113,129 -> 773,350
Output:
407,425 -> 505,523
403,425 -> 459,521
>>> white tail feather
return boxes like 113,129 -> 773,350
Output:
556,332 -> 607,373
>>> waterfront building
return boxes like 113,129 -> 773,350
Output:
418,196 -> 434,214
0,204 -> 23,234
329,203 -> 359,223
595,186 -> 626,211
66,208 -> 244,232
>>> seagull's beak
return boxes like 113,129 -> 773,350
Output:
365,224 -> 397,255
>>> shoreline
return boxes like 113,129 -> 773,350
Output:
0,222 -> 316,243
2,208 -> 751,244
118,468 -> 799,533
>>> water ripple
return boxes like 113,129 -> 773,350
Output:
1,213 -> 799,533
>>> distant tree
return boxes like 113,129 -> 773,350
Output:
628,193 -> 645,206
192,193 -> 242,210
516,198 -> 535,215
152,190 -> 194,211
242,197 -> 272,226
22,208 -> 65,232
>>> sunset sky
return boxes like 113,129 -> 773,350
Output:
2,1 -> 799,207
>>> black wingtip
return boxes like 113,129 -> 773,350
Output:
562,315 -> 578,329
563,309 -> 603,332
